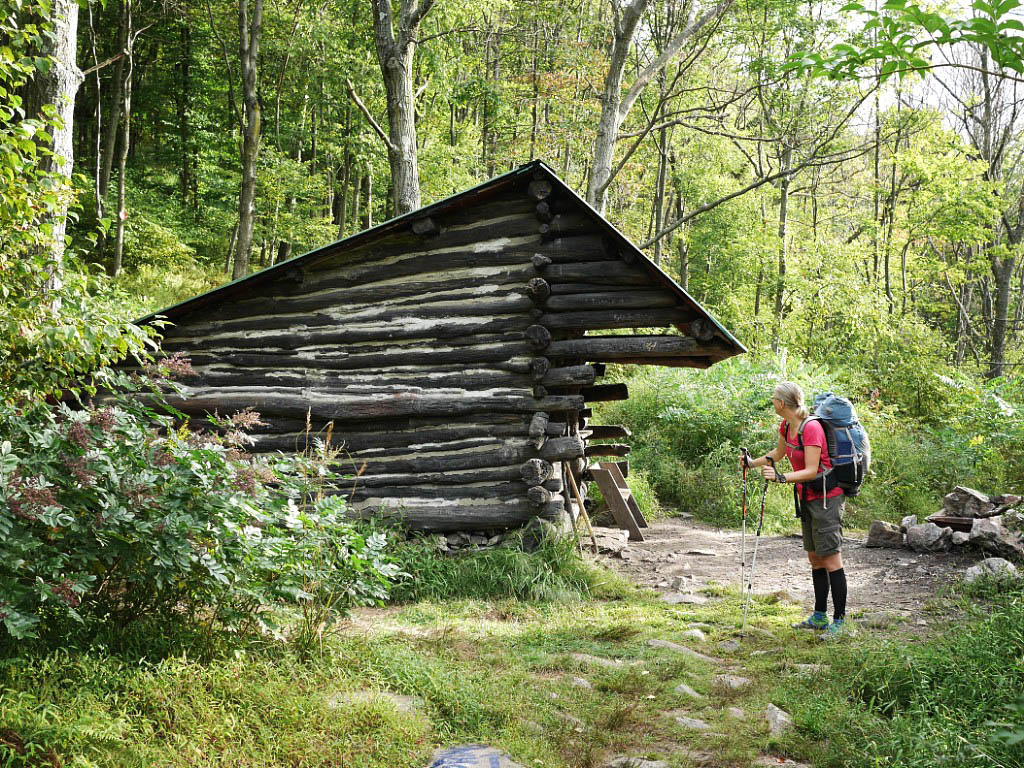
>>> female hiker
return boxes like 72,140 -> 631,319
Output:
741,381 -> 847,638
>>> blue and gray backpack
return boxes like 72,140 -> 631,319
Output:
796,392 -> 871,497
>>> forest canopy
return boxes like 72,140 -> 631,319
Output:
5,0 -> 1024,398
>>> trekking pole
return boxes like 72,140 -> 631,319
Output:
740,447 -> 749,595
741,456 -> 773,640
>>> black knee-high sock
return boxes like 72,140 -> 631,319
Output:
812,568 -> 830,614
829,568 -> 847,621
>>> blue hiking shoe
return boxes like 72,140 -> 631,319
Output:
820,618 -> 849,640
791,611 -> 829,630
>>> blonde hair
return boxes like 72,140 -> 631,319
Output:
774,381 -> 810,420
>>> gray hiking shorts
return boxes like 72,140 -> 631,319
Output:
800,493 -> 845,555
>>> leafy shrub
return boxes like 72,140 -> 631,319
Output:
0,367 -> 404,642
595,354 -> 1024,530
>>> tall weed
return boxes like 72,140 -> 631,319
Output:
387,530 -> 628,603
789,582 -> 1024,767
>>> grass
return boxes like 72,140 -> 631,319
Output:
0,546 -> 843,768
1,534 -> 1021,768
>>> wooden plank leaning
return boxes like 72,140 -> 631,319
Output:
589,466 -> 645,542
600,461 -> 649,528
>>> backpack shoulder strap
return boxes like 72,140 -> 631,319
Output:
795,416 -> 816,449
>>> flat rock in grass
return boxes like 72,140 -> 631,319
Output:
792,663 -> 829,674
679,628 -> 706,642
964,557 -> 1018,584
328,690 -> 423,715
866,520 -> 904,548
429,746 -> 526,768
754,757 -> 810,767
571,653 -> 626,669
727,707 -> 745,719
741,626 -> 780,640
714,674 -> 751,690
860,611 -> 897,628
570,677 -> 593,690
662,592 -> 708,605
590,526 -> 630,554
648,638 -> 720,664
764,704 -> 793,736
673,715 -> 711,730
718,639 -> 741,653
603,758 -> 669,768
674,682 -> 703,699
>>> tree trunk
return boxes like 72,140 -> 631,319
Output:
370,0 -> 434,217
988,252 -> 1015,378
772,143 -> 792,353
178,19 -> 194,211
30,0 -> 84,280
110,0 -> 133,278
95,4 -> 126,265
586,0 -> 646,213
233,0 -> 263,280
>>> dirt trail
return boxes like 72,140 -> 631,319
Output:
599,515 -> 982,614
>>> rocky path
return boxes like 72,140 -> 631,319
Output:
594,515 -> 983,616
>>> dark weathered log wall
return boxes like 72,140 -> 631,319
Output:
152,173 -> 731,531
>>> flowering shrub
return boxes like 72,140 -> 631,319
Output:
0,366 -> 404,640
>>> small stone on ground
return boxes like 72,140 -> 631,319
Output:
674,714 -> 711,730
662,592 -> 708,605
429,745 -> 526,768
648,638 -> 720,664
727,706 -> 745,719
603,758 -> 669,768
680,628 -> 706,642
674,682 -> 703,699
714,674 -> 751,690
718,639 -> 740,653
571,653 -> 625,669
328,690 -> 423,714
764,703 -> 793,736
965,557 -> 1018,584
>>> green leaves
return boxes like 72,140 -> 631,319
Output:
0,376 -> 404,641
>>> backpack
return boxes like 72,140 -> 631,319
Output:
796,392 -> 871,497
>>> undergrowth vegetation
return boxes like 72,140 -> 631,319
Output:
785,579 -> 1024,767
596,355 -> 1024,532
388,527 -> 632,603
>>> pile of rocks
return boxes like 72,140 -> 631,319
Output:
866,486 -> 1023,560
427,530 -> 506,554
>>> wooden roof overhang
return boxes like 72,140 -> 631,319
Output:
138,160 -> 746,366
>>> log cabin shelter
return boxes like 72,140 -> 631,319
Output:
142,160 -> 746,532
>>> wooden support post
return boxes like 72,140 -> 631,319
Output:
566,465 -> 598,554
